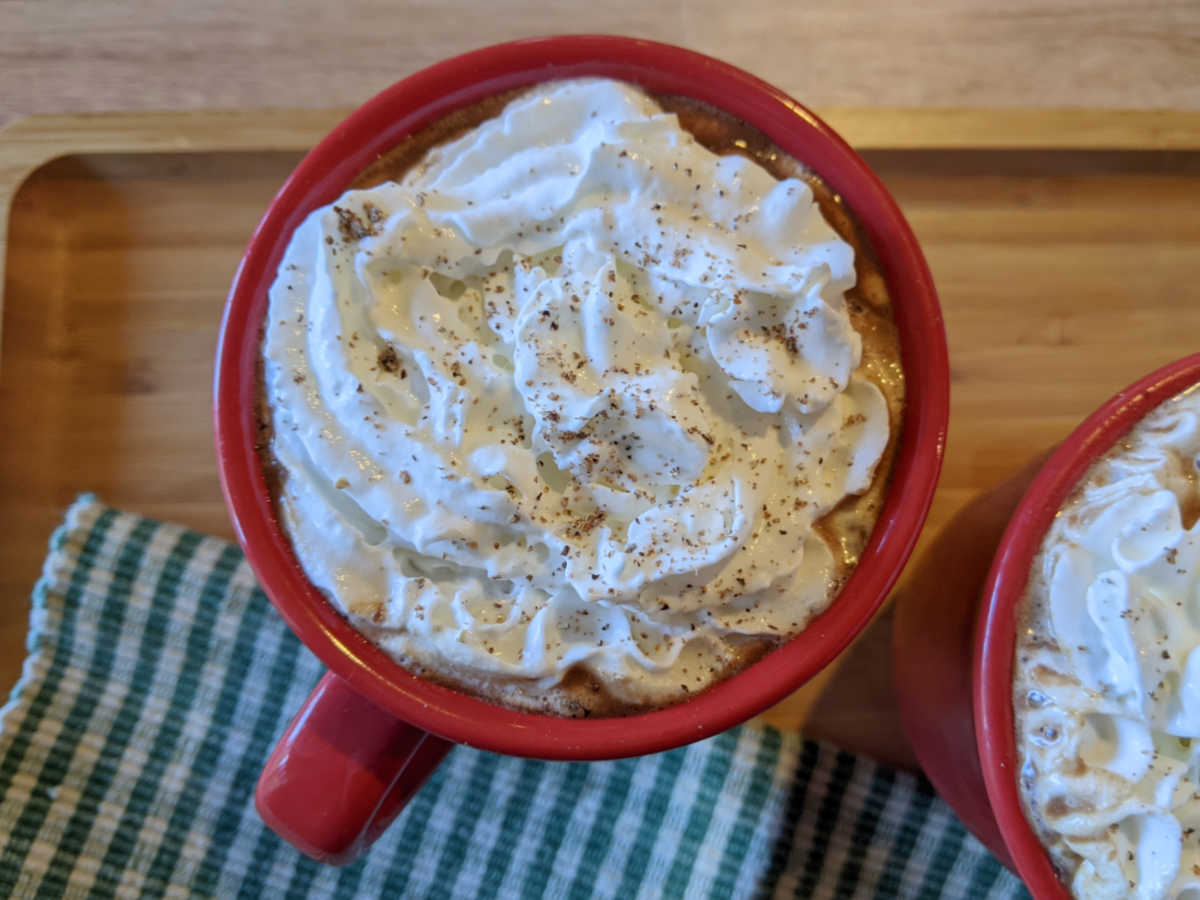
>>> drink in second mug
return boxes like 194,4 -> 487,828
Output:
1012,382 -> 1200,899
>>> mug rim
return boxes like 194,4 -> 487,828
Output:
214,33 -> 949,760
974,352 -> 1200,897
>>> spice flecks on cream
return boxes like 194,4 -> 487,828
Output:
263,79 -> 889,710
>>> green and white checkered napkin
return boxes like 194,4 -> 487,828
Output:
0,496 -> 1029,898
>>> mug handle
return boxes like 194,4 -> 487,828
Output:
255,671 -> 453,864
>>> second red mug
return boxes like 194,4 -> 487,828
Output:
896,352 -> 1200,898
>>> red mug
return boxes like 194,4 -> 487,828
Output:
894,352 -> 1200,897
214,35 -> 949,864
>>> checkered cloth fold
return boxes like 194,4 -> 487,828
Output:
0,496 -> 1028,898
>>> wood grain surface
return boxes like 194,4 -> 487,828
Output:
1,0 -> 1198,130
1,113 -> 1199,770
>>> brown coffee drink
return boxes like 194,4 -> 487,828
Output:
258,78 -> 905,717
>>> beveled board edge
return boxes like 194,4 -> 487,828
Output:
2,105 -> 1199,356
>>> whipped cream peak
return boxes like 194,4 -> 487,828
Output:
263,78 -> 893,713
1015,384 -> 1200,899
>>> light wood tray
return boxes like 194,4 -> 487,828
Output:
3,108 -> 1199,769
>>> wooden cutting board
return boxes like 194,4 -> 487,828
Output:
2,108 -> 1199,770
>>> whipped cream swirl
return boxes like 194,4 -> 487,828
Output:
1015,385 -> 1200,899
263,79 -> 891,711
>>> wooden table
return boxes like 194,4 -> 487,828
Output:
2,1 -> 1199,770
3,105 -> 1198,771
1,0 -> 1198,127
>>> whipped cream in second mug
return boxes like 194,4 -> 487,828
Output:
1015,385 -> 1200,899
261,78 -> 902,715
